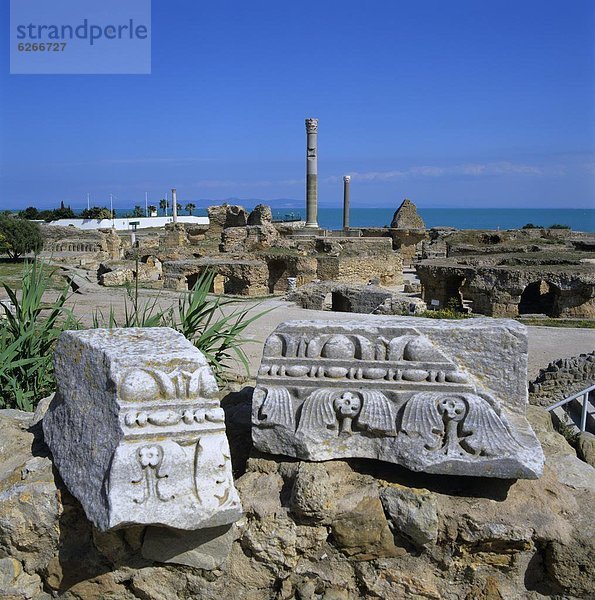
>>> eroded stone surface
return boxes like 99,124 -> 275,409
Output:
43,327 -> 242,531
252,317 -> 544,478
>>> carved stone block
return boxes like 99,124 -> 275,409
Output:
43,328 -> 242,531
252,318 -> 544,479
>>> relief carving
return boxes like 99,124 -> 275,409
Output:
252,319 -> 544,479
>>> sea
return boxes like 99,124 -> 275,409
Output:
111,207 -> 594,232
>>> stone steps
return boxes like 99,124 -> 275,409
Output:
550,390 -> 595,434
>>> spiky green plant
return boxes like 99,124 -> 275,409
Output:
94,269 -> 271,384
92,284 -> 165,329
0,261 -> 78,410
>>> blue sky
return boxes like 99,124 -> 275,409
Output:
1,0 -> 594,210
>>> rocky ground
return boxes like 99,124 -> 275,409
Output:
0,395 -> 594,599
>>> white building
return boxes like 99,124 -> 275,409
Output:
46,216 -> 209,231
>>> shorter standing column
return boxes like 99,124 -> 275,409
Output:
171,188 -> 178,223
343,175 -> 351,230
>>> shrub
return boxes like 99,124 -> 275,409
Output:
0,216 -> 43,261
521,223 -> 543,229
549,224 -> 571,230
173,270 -> 269,381
40,206 -> 76,221
0,261 -> 77,410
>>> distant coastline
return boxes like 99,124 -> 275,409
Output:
9,205 -> 591,233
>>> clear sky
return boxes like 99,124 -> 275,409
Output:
1,0 -> 594,210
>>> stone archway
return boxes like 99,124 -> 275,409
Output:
443,275 -> 466,311
185,272 -> 200,291
267,259 -> 288,293
518,280 -> 560,317
331,291 -> 353,312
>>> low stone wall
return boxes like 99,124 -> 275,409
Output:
529,351 -> 595,407
289,281 -> 426,315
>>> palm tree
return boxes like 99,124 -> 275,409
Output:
185,203 -> 196,216
159,198 -> 168,215
148,205 -> 157,217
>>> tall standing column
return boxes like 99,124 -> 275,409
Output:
343,175 -> 351,230
171,188 -> 178,224
305,118 -> 319,228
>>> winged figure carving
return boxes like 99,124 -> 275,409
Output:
297,389 -> 396,436
400,392 -> 521,457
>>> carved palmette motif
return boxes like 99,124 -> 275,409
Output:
253,321 -> 544,478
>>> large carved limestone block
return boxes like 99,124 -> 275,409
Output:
43,328 -> 242,531
252,318 -> 544,479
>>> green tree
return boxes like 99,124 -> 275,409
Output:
185,202 -> 196,215
0,216 -> 43,262
51,205 -> 75,220
81,206 -> 112,220
159,198 -> 168,215
132,205 -> 144,218
19,207 -> 39,220
148,205 -> 157,216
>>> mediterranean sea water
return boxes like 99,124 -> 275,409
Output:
271,208 -> 595,232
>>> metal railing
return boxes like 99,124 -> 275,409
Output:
546,383 -> 595,432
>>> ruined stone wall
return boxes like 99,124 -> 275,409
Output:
317,253 -> 403,286
416,261 -> 595,317
40,225 -> 106,253
263,255 -> 317,293
220,224 -> 280,253
288,281 -> 426,315
207,204 -> 248,237
529,352 -> 595,407
315,238 -> 403,286
163,258 -> 268,296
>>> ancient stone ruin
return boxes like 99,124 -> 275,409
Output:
252,317 -> 544,478
390,198 -> 425,229
43,328 -> 242,532
288,280 -> 426,315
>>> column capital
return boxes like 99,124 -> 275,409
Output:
305,118 -> 318,133
343,175 -> 351,183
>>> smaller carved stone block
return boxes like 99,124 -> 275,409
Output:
252,317 -> 544,479
43,328 -> 242,531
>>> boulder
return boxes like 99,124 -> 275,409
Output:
577,431 -> 595,467
379,485 -> 438,549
